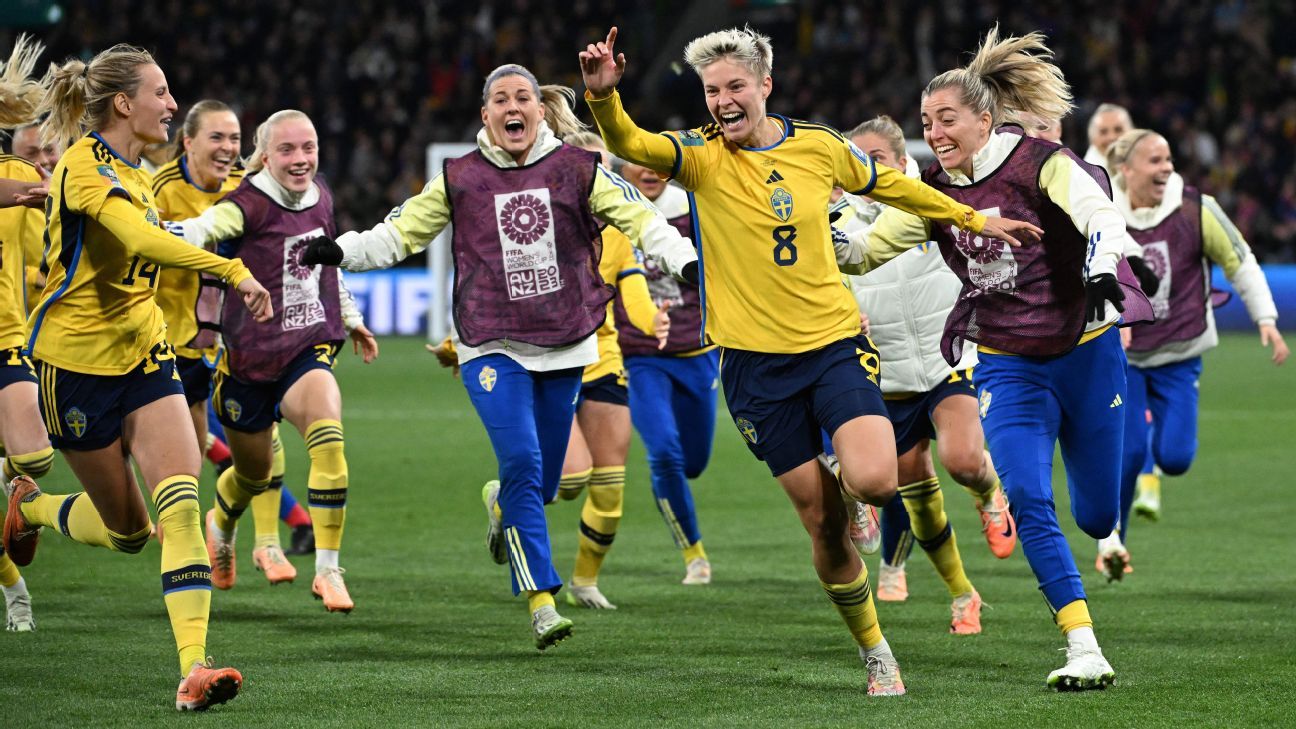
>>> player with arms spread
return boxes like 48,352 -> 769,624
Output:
579,25 -> 1040,696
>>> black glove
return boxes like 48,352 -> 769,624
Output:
680,260 -> 699,285
299,236 -> 343,266
1085,273 -> 1126,322
828,210 -> 843,225
1126,255 -> 1160,296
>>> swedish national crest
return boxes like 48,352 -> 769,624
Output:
479,365 -> 497,393
64,407 -> 87,439
770,188 -> 793,222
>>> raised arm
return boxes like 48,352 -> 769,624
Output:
580,27 -> 680,176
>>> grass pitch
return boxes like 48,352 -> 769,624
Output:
1,334 -> 1292,727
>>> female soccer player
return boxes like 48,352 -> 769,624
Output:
840,27 -> 1153,690
299,64 -> 698,649
553,131 -> 669,610
615,160 -> 719,586
580,25 -> 1040,695
165,109 -> 376,612
1099,128 -> 1287,572
833,116 -> 1016,628
3,44 -> 271,710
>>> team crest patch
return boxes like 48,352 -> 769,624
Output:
96,164 -> 121,187
978,389 -> 992,419
677,129 -> 704,147
770,187 -> 793,222
479,365 -> 497,393
224,398 -> 243,422
735,417 -> 758,444
64,407 -> 87,439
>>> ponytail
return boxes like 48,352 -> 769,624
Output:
539,85 -> 588,140
38,43 -> 156,149
0,34 -> 45,128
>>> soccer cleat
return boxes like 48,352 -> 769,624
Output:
252,545 -> 297,585
950,590 -> 983,635
877,563 -> 908,602
1096,536 -> 1132,582
286,523 -> 315,555
175,660 -> 243,711
1047,646 -> 1115,691
312,566 -> 354,613
1133,472 -> 1162,522
4,590 -> 34,632
846,500 -> 881,556
860,647 -> 906,696
481,480 -> 507,565
204,509 -> 236,590
566,584 -> 617,610
682,557 -> 711,585
531,604 -> 574,650
3,476 -> 43,567
977,487 -> 1017,559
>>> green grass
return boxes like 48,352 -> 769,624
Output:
2,334 -> 1293,727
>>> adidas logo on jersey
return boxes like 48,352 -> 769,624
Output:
1110,394 -> 1123,408
765,170 -> 784,184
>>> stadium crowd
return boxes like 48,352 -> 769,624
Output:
12,0 -> 1294,261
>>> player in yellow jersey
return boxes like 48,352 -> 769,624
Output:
580,25 -> 1042,696
1,44 -> 271,711
552,132 -> 669,609
7,121 -> 63,312
0,35 -> 49,632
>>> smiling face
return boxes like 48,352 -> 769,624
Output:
121,63 -> 178,145
851,131 -> 904,172
620,160 -> 667,201
1089,109 -> 1130,155
699,57 -> 772,147
921,86 -> 991,177
184,110 -> 241,190
481,75 -> 545,163
11,126 -> 62,170
261,117 -> 318,193
1121,133 -> 1174,209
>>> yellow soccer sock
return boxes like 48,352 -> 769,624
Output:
683,540 -> 708,564
106,525 -> 151,554
572,466 -> 624,586
1056,599 -> 1093,634
528,590 -> 555,613
900,477 -> 975,597
0,552 -> 19,587
153,475 -> 211,675
304,420 -> 347,551
213,467 -> 271,534
271,424 -> 287,480
20,492 -> 113,549
558,467 -> 592,502
822,564 -> 884,649
250,486 -> 283,549
3,446 -> 55,481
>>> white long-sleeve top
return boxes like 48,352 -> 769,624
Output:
1116,172 -> 1278,368
334,124 -> 697,371
835,131 -> 1135,332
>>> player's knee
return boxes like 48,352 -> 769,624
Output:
1075,507 -> 1118,540
841,471 -> 896,507
941,450 -> 985,487
107,525 -> 151,554
1156,447 -> 1195,476
647,450 -> 686,477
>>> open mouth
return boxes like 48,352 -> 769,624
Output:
934,143 -> 957,158
212,156 -> 233,170
719,111 -> 745,132
287,167 -> 310,182
504,119 -> 526,141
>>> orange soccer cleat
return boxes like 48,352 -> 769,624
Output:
252,545 -> 297,585
312,566 -> 354,613
204,509 -> 236,590
3,476 -> 43,566
175,660 -> 242,711
950,590 -> 983,635
977,488 -> 1017,559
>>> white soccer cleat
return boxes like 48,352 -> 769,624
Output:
531,605 -> 574,650
1047,646 -> 1115,691
682,557 -> 711,585
846,500 -> 881,556
565,583 -> 617,610
859,646 -> 906,696
4,590 -> 34,632
1096,534 -> 1131,583
481,480 -> 507,565
1132,472 -> 1162,522
877,563 -> 908,602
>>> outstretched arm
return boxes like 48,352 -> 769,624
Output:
581,27 -> 680,177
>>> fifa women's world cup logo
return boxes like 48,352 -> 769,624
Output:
1140,240 -> 1172,318
951,207 -> 1017,296
495,188 -> 563,300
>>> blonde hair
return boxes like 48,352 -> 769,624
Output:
845,115 -> 906,164
38,43 -> 157,149
172,98 -> 234,160
481,64 -> 588,140
562,131 -> 604,151
1105,128 -> 1161,190
923,25 -> 1073,128
683,25 -> 773,79
245,109 -> 312,173
0,34 -> 46,128
1087,103 -> 1132,138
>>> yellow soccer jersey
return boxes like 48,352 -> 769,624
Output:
584,225 -> 653,383
587,90 -> 985,353
152,155 -> 244,358
27,134 -> 251,375
0,155 -> 43,349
